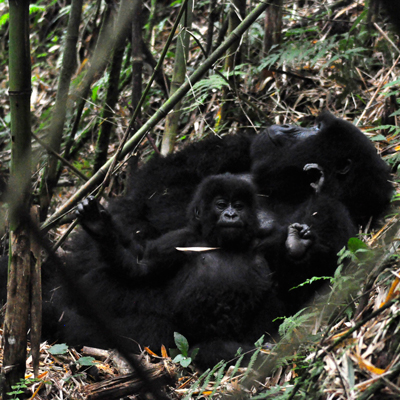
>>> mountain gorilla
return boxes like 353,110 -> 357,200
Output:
105,111 -> 391,255
55,111 -> 392,319
248,112 -> 391,311
251,111 -> 393,227
35,111 -> 392,361
48,174 -> 282,369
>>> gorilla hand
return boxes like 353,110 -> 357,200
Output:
76,196 -> 112,239
285,223 -> 313,259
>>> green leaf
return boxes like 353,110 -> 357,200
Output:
383,79 -> 400,88
390,109 -> 400,117
349,9 -> 367,33
91,86 -> 99,101
180,357 -> 192,368
235,347 -> 243,356
48,343 -> 69,355
347,237 -> 368,253
173,354 -> 192,367
77,356 -> 95,366
254,335 -> 265,347
370,134 -> 387,142
174,332 -> 189,356
0,12 -> 9,28
173,354 -> 185,363
170,0 -> 183,6
29,4 -> 46,14
290,275 -> 332,290
346,355 -> 355,389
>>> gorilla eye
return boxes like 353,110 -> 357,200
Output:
215,200 -> 228,210
234,202 -> 245,211
315,121 -> 322,131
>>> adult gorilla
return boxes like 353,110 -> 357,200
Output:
40,111 -> 391,341
251,111 -> 393,227
89,111 -> 391,261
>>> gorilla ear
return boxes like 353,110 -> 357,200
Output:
338,159 -> 352,175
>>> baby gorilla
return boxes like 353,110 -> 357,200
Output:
50,174 -> 281,369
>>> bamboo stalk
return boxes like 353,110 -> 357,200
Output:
2,0 -> 32,396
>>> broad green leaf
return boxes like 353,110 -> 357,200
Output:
174,332 -> 189,356
77,356 -> 95,366
48,343 -> 69,355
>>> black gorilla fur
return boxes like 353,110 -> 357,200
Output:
251,111 -> 393,226
116,134 -> 254,243
41,111 -> 392,340
260,188 -> 357,315
73,111 -> 390,312
57,134 -> 254,280
48,174 -> 282,369
101,111 -> 391,256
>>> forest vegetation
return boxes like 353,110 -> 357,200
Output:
1,0 -> 400,398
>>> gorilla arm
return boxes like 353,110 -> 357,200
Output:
75,196 -> 144,276
77,196 -> 201,279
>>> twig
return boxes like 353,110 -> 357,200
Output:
31,132 -> 88,182
374,23 -> 400,54
357,54 -> 400,125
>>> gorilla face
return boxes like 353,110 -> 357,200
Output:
266,123 -> 319,147
189,174 -> 259,250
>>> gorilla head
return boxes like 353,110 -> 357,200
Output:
251,111 -> 393,225
187,174 -> 259,250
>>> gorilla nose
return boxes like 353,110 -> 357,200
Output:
270,124 -> 297,134
281,124 -> 295,130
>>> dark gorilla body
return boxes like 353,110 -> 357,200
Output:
260,185 -> 358,315
1,111 -> 390,368
67,111 -> 391,312
59,134 -> 254,280
115,134 -> 254,244
102,111 -> 391,258
50,175 -> 282,369
249,111 -> 392,311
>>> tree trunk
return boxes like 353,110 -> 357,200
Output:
263,0 -> 283,55
30,206 -> 42,378
206,0 -> 219,57
2,0 -> 32,397
93,45 -> 125,173
62,2 -> 116,167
